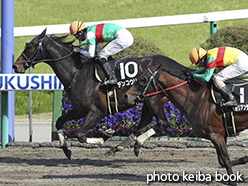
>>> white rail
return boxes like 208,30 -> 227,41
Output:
0,9 -> 247,37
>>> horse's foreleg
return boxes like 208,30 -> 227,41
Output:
56,109 -> 83,160
57,129 -> 72,160
105,102 -> 153,157
231,156 -> 248,166
134,96 -> 171,157
210,133 -> 236,185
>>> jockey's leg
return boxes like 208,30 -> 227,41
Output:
97,28 -> 133,87
98,58 -> 117,86
213,78 -> 237,107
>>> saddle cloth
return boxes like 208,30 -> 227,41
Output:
211,72 -> 248,136
95,56 -> 141,115
95,56 -> 141,89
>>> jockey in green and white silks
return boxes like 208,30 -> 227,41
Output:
189,46 -> 248,107
70,21 -> 134,87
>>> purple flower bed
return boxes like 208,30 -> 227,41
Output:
62,93 -> 196,139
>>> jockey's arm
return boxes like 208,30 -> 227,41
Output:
80,45 -> 95,58
192,68 -> 205,74
79,31 -> 97,58
193,68 -> 215,82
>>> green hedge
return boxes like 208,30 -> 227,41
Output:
201,24 -> 248,54
112,36 -> 165,58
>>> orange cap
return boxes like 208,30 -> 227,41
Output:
189,47 -> 207,64
69,21 -> 87,35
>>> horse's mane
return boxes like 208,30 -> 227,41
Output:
49,34 -> 89,62
160,56 -> 195,80
49,34 -> 79,49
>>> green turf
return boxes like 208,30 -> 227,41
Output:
12,0 -> 248,68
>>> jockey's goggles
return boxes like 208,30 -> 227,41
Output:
195,59 -> 205,67
74,31 -> 83,40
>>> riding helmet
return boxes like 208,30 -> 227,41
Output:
69,21 -> 87,35
189,47 -> 207,64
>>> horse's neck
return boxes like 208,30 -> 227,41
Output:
44,39 -> 80,88
160,72 -> 208,116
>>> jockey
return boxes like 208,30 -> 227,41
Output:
189,47 -> 248,107
69,21 -> 134,86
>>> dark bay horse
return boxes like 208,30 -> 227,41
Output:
125,61 -> 248,185
13,28 -> 171,159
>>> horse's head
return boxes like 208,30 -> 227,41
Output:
13,28 -> 47,73
125,64 -> 162,104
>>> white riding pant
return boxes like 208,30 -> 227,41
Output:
98,28 -> 134,59
213,51 -> 248,87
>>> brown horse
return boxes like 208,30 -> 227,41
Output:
125,61 -> 248,185
13,29 -> 171,159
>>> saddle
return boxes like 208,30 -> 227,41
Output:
94,56 -> 142,115
211,72 -> 248,136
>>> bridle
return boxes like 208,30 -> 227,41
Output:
137,68 -> 189,101
21,36 -> 73,69
140,68 -> 160,98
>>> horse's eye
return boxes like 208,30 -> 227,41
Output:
139,77 -> 147,86
26,44 -> 32,50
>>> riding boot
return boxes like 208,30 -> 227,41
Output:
98,58 -> 117,87
220,86 -> 237,107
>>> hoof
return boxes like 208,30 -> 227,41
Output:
134,143 -> 142,157
62,147 -> 72,160
65,150 -> 72,160
77,136 -> 87,143
105,149 -> 115,157
134,148 -> 142,157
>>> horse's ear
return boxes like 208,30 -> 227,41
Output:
153,63 -> 163,72
157,63 -> 162,70
38,28 -> 47,39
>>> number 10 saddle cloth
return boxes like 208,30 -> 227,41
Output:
94,56 -> 141,115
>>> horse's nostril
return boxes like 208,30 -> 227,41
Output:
124,94 -> 128,99
12,65 -> 17,70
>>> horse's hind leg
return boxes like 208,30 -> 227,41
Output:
77,110 -> 103,144
56,109 -> 84,160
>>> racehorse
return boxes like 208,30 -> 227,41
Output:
125,61 -> 248,185
13,28 -> 172,159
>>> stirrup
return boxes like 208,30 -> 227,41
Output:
222,100 -> 237,107
101,78 -> 117,87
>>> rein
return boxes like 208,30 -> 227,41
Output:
142,69 -> 203,98
33,51 -> 73,64
22,37 -> 73,68
22,35 -> 79,91
144,80 -> 188,97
